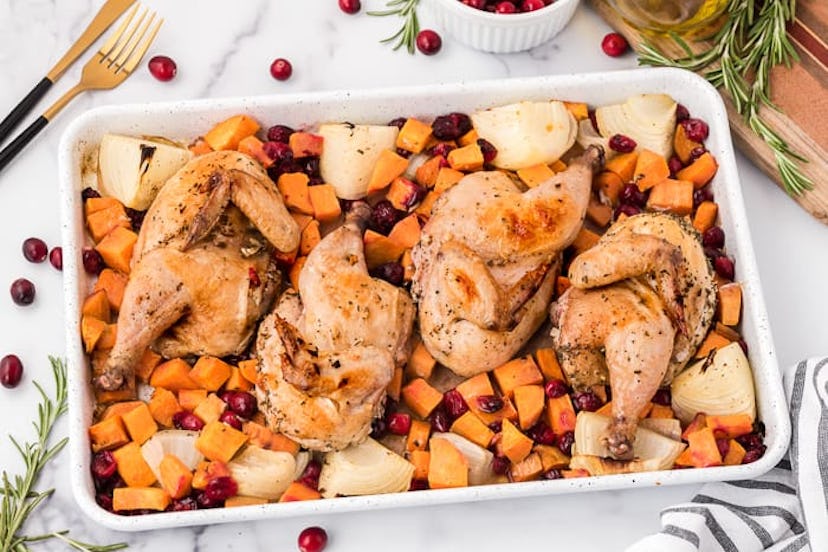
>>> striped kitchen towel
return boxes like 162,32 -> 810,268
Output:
627,357 -> 828,552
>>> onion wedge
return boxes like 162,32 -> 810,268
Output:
319,437 -> 414,497
318,123 -> 399,199
595,94 -> 677,159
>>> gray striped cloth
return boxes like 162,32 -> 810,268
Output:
627,357 -> 828,552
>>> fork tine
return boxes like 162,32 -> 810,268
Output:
112,11 -> 156,71
98,3 -> 139,59
105,7 -> 148,65
121,17 -> 162,74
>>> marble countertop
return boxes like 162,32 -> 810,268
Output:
1,1 -> 826,550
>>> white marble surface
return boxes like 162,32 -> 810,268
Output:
0,1 -> 826,550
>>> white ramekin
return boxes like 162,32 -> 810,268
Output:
424,0 -> 580,53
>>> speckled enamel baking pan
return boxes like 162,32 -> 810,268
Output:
58,68 -> 790,531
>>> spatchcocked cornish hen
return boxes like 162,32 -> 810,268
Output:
255,202 -> 415,451
96,151 -> 300,392
411,145 -> 604,377
551,213 -> 716,459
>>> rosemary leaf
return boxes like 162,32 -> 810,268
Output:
368,0 -> 420,54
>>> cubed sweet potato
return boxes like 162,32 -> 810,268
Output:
535,348 -> 565,382
226,495 -> 269,507
192,460 -> 231,490
570,228 -> 600,257
450,411 -> 494,449
546,395 -> 577,435
406,419 -> 432,451
648,403 -> 675,419
409,450 -> 430,481
509,452 -> 543,482
534,444 -> 570,471
113,487 -> 170,511
723,439 -> 747,465
86,203 -> 130,242
148,387 -> 181,427
455,373 -> 495,403
396,118 -> 433,154
433,167 -> 464,194
405,339 -> 436,380
289,256 -> 306,290
386,177 -> 425,211
150,358 -> 199,391
514,385 -> 545,430
113,441 -> 157,487
457,129 -> 479,147
414,191 -> 440,218
134,349 -> 162,383
242,421 -> 300,455
401,248 -> 415,282
299,219 -> 321,256
367,149 -> 409,193
225,365 -> 253,392
363,229 -> 405,269
634,149 -> 670,191
677,152 -> 718,189
428,437 -> 468,489
188,137 -> 213,156
81,315 -> 107,353
278,482 -> 321,503
237,135 -> 274,168
95,226 -> 138,274
692,201 -> 718,233
193,393 -> 227,425
159,454 -> 194,499
101,400 -> 143,420
694,331 -> 732,358
204,114 -> 260,151
556,275 -> 571,298
388,214 -> 422,250
563,101 -> 589,121
289,131 -> 324,158
686,426 -> 723,467
121,402 -> 158,445
492,356 -> 543,397
646,179 -> 694,216
605,151 -> 639,184
594,170 -> 624,205
673,123 -> 703,164
196,421 -> 248,463
717,283 -> 742,326
85,196 -> 123,217
517,163 -> 555,189
706,414 -> 753,439
387,366 -> 403,402
93,268 -> 128,312
189,356 -> 232,391
586,196 -> 613,228
500,419 -> 534,464
95,323 -> 117,350
82,290 -> 111,323
277,172 -> 314,215
238,359 -> 259,385
402,378 -> 443,418
414,155 -> 444,188
89,415 -> 130,452
447,143 -> 483,172
308,183 -> 342,223
178,389 -> 208,411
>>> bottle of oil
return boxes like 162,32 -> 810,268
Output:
607,0 -> 728,33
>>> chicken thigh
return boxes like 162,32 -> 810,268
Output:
551,213 -> 716,459
412,145 -> 604,377
255,202 -> 416,451
96,151 -> 300,391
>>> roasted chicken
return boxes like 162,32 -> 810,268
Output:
412,145 -> 604,377
96,151 -> 300,391
551,213 -> 716,459
255,202 -> 415,451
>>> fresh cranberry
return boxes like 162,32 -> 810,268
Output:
614,203 -> 641,219
371,417 -> 388,439
609,134 -> 637,153
262,141 -> 293,165
125,208 -> 145,232
0,355 -> 23,388
572,390 -> 603,412
464,0 -> 487,9
492,455 -> 510,475
702,226 -> 725,249
168,497 -> 198,511
487,420 -> 502,433
716,438 -> 730,458
542,469 -> 563,480
10,278 -> 35,306
387,412 -> 412,435
689,146 -> 707,163
369,200 -> 403,235
742,446 -> 766,464
298,526 -> 328,552
302,157 -> 321,177
172,411 -> 205,431
205,476 -> 238,502
476,394 -> 504,413
82,248 -> 105,275
477,138 -> 498,164
22,238 -> 48,263
619,183 -> 648,206
601,32 -> 629,57
431,113 -> 472,141
81,187 -> 101,201
416,30 -> 442,56
443,389 -> 469,420
557,431 -> 575,456
521,0 -> 545,10
714,255 -> 735,280
219,410 -> 243,430
429,142 -> 455,159
148,55 -> 177,81
528,422 -> 556,446
370,262 -> 405,286
267,125 -> 295,143
495,1 -> 517,12
693,186 -> 714,208
544,379 -> 568,399
300,460 -> 322,490
430,407 -> 451,433
681,118 -> 709,142
668,155 -> 683,177
651,388 -> 671,406
91,450 -> 118,482
409,478 -> 429,491
270,58 -> 293,81
338,0 -> 361,14
226,391 -> 257,419
676,104 -> 690,122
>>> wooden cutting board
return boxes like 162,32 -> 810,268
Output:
588,0 -> 828,224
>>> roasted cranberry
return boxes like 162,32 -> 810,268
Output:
429,142 -> 455,159
522,0 -> 545,10
651,388 -> 671,406
10,278 -> 35,306
487,420 -> 502,433
338,0 -> 361,14
609,134 -> 636,153
298,526 -> 328,552
738,339 -> 748,355
742,446 -> 766,464
302,157 -> 321,177
81,187 -> 101,201
736,432 -> 763,451
557,431 -> 575,456
431,113 -> 472,141
371,417 -> 388,439
82,248 -> 105,275
0,355 -> 23,388
386,117 -> 407,130
542,469 -> 563,480
676,104 -> 690,122
219,410 -> 243,430
416,29 -> 442,56
619,183 -> 648,206
267,124 -> 295,143
172,411 -> 205,431
409,478 -> 429,491
370,262 -> 405,286
443,388 -> 469,420
195,490 -> 221,509
369,200 -> 403,235
615,203 -> 641,219
270,58 -> 293,81
300,460 -> 322,490
714,255 -> 735,280
148,55 -> 177,81
387,412 -> 412,436
262,141 -> 293,165
91,450 -> 118,482
168,497 -> 198,511
22,237 -> 48,263
702,226 -> 725,249
226,391 -> 257,418
716,438 -> 730,458
601,32 -> 629,57
476,394 -> 504,413
430,407 -> 451,433
668,155 -> 683,177
248,267 -> 261,289
96,492 -> 114,512
681,118 -> 709,142
528,422 -> 556,446
492,455 -> 510,475
693,186 -> 714,208
544,379 -> 568,399
495,1 -> 517,12
205,476 -> 238,503
125,208 -> 145,232
689,146 -> 707,163
572,390 -> 603,412
477,138 -> 498,164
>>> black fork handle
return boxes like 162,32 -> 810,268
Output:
0,77 -> 53,145
0,116 -> 49,174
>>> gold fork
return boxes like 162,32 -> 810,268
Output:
0,4 -> 162,173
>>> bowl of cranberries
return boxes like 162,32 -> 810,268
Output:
425,0 -> 579,53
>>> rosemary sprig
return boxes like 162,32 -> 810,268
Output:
0,357 -> 127,552
368,0 -> 420,54
638,0 -> 813,196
